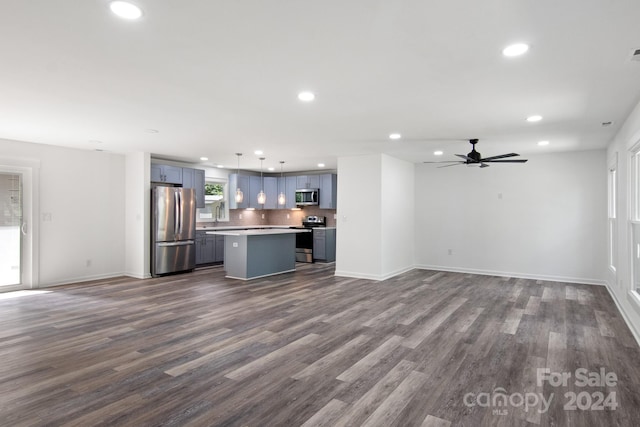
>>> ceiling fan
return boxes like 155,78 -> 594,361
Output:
425,139 -> 528,168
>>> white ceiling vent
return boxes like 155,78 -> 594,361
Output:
631,48 -> 640,61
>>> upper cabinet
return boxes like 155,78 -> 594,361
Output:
283,176 -> 298,209
228,173 -> 250,209
151,163 -> 205,208
319,173 -> 337,209
182,168 -> 205,208
296,175 -> 320,189
151,164 -> 182,184
263,177 -> 278,210
229,172 -> 337,210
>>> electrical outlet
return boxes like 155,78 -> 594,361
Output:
42,212 -> 52,222
287,214 -> 290,219
239,213 -> 243,220
448,249 -> 453,255
86,259 -> 92,267
498,193 -> 503,199
262,213 -> 265,219
233,242 -> 238,248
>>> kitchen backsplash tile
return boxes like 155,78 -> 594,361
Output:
197,207 -> 336,228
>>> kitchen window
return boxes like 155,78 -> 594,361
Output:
197,180 -> 229,222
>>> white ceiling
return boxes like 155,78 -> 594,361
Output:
1,0 -> 640,172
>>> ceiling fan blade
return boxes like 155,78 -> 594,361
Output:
455,154 -> 474,162
423,160 -> 461,164
437,162 -> 464,168
479,163 -> 490,168
479,153 -> 519,161
483,159 -> 528,163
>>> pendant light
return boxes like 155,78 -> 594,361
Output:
278,161 -> 286,205
257,157 -> 266,205
234,153 -> 243,204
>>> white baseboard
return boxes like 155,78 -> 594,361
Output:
334,265 -> 414,282
604,281 -> 640,348
40,272 -> 126,288
124,271 -> 151,279
414,264 -> 606,286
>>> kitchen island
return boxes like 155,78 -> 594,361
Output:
206,228 -> 311,280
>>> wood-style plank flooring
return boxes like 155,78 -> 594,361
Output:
1,265 -> 639,426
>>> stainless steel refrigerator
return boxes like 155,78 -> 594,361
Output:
151,186 -> 196,277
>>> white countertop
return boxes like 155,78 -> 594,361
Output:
196,225 -> 292,231
206,228 -> 311,236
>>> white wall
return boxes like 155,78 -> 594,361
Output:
125,152 -> 150,278
0,138 -> 126,286
336,154 -> 382,279
336,153 -> 415,280
606,98 -> 640,343
414,150 -> 607,284
381,154 -> 415,277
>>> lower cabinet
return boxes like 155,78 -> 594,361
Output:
313,228 -> 336,262
196,231 -> 224,265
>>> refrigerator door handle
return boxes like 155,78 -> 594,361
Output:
157,240 -> 195,247
178,191 -> 183,235
174,191 -> 180,235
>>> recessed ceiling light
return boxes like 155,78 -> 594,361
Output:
526,115 -> 543,122
537,140 -> 550,146
298,91 -> 315,102
318,163 -> 325,168
200,157 -> 208,161
109,1 -> 143,20
145,128 -> 159,133
217,165 -> 224,168
502,43 -> 529,57
268,167 -> 275,171
254,150 -> 263,155
389,133 -> 402,140
434,150 -> 443,156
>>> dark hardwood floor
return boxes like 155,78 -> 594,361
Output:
1,264 -> 639,426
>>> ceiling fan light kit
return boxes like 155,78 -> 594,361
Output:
424,139 -> 528,169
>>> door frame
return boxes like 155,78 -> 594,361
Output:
0,158 -> 39,290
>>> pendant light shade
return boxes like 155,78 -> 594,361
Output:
235,153 -> 243,204
278,161 -> 286,205
257,157 -> 266,205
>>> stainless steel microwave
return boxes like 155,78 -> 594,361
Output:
295,188 -> 319,206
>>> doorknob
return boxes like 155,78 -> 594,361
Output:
21,222 -> 27,236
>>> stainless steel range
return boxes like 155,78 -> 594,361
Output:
291,215 -> 326,262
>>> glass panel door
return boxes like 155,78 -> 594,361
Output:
0,172 -> 22,286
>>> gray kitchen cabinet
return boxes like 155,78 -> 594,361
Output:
196,231 -> 223,265
263,176 -> 278,209
319,173 -> 337,209
285,175 -> 297,209
182,167 -> 205,208
151,164 -> 183,184
276,175 -> 298,209
229,173 -> 250,209
195,231 -> 214,264
296,175 -> 320,189
313,228 -> 336,262
215,235 -> 224,262
249,175 -> 263,208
